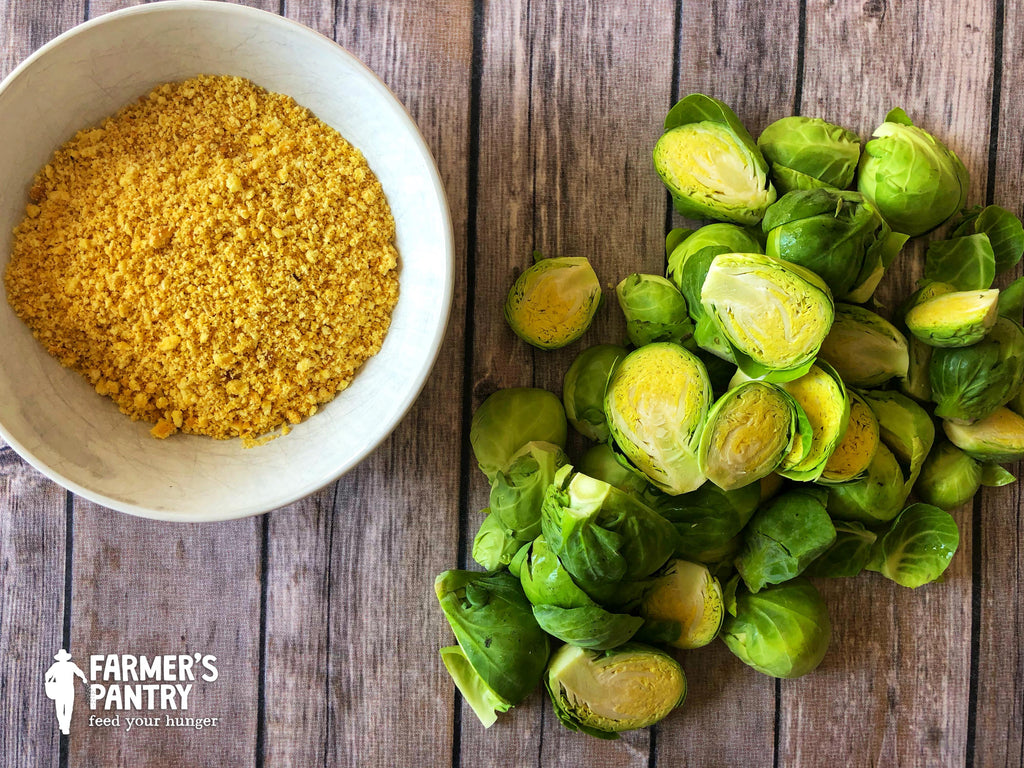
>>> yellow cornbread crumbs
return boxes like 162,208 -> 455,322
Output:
5,75 -> 399,441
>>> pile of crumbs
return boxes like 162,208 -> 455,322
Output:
4,75 -> 399,442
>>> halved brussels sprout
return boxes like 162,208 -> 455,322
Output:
604,343 -> 712,494
944,406 -> 1024,463
819,391 -> 880,484
953,204 -> 1024,274
806,520 -> 878,579
774,362 -> 850,482
818,304 -> 909,387
545,643 -> 686,739
701,252 -> 834,381
866,503 -> 960,589
757,116 -> 861,193
504,254 -> 602,349
615,273 -> 694,347
735,487 -> 836,593
857,107 -> 970,237
697,380 -> 808,490
721,576 -> 831,679
905,288 -> 999,348
436,570 -> 550,727
470,388 -> 567,482
562,344 -> 629,441
518,536 -> 643,650
914,441 -> 982,511
638,559 -> 724,649
762,189 -> 906,303
826,441 -> 906,524
654,94 -> 776,225
929,316 -> 1024,422
649,482 -> 761,564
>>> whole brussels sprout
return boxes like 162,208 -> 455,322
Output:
861,389 -> 935,498
701,252 -> 834,381
866,503 -> 960,589
578,442 -> 651,497
944,406 -> 1024,463
562,344 -> 629,441
436,570 -> 550,727
857,107 -> 970,237
817,303 -> 909,387
806,520 -> 878,579
545,643 -> 687,739
615,273 -> 694,347
638,559 -> 724,649
604,343 -> 712,494
905,288 -> 999,348
470,388 -> 567,482
757,116 -> 861,193
649,481 -> 761,564
721,576 -> 831,679
654,93 -> 776,225
914,441 -> 982,511
504,253 -> 602,349
762,188 -> 907,303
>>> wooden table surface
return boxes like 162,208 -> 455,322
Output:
1,0 -> 1022,766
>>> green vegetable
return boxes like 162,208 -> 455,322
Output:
866,503 -> 960,588
638,559 -> 724,649
774,362 -> 850,482
806,521 -> 878,579
757,116 -> 861,193
604,343 -> 712,494
762,188 -> 906,302
654,93 -> 776,225
905,288 -> 999,348
826,442 -> 906,524
721,576 -> 831,679
650,482 -> 761,564
819,390 -> 880,484
697,380 -> 809,490
914,441 -> 982,511
857,107 -> 970,236
470,387 -> 567,482
701,251 -> 834,381
734,486 -> 836,593
562,344 -> 629,441
923,234 -> 996,291
436,570 -> 550,727
929,316 -> 1024,422
998,276 -> 1024,322
504,254 -> 602,349
817,303 -> 909,387
860,389 -> 935,498
577,442 -> 651,497
944,406 -> 1024,463
615,273 -> 694,347
952,204 -> 1024,274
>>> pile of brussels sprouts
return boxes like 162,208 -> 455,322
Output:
435,93 -> 1024,740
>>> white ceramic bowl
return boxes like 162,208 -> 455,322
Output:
0,1 -> 453,521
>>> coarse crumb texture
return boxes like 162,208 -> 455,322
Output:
5,75 -> 399,441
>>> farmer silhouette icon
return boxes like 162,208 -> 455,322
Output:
44,649 -> 88,735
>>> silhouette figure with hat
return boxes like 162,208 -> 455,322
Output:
44,649 -> 88,735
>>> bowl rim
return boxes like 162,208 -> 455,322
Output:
0,0 -> 455,523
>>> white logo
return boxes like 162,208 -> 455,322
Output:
44,649 -> 89,735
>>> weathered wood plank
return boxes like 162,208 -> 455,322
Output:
779,2 -> 994,765
973,0 -> 1024,763
463,0 -> 675,764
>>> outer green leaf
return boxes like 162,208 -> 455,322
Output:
923,234 -> 996,291
866,503 -> 960,588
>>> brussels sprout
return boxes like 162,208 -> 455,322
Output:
436,570 -> 550,727
650,482 -> 761,564
518,536 -> 643,650
900,336 -> 934,402
914,441 -> 982,511
472,442 -> 568,571
860,389 -> 936,496
929,317 -> 1024,422
818,304 -> 909,387
762,188 -> 906,303
982,462 -> 1017,487
923,234 -> 996,291
562,344 -> 629,441
857,107 -> 970,237
541,465 -> 678,595
615,274 -> 694,347
998,276 -> 1024,323
827,442 -> 906,524
470,388 -> 568,482
697,380 -> 809,490
545,642 -> 686,739
578,442 -> 651,497
952,204 -> 1024,274
701,252 -> 834,381
774,362 -> 851,482
806,520 -> 878,579
638,559 -> 724,649
757,116 -> 861,193
944,406 -> 1024,463
721,576 -> 831,679
735,486 -> 836,593
504,254 -> 602,349
866,503 -> 960,589
604,343 -> 712,494
654,93 -> 776,225
905,288 -> 999,349
819,391 -> 880,484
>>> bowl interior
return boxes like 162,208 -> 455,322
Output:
0,2 -> 452,520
